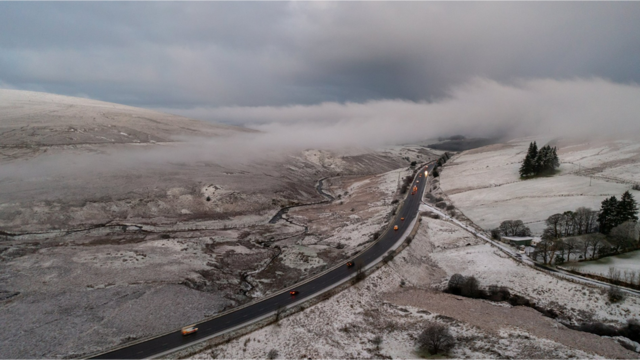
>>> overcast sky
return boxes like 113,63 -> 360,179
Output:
2,2 -> 640,132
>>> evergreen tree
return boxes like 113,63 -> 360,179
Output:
598,196 -> 619,234
551,147 -> 560,169
534,145 -> 548,173
617,190 -> 639,223
519,141 -> 559,177
519,142 -> 537,177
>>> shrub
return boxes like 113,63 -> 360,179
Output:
447,274 -> 465,294
447,274 -> 482,298
608,286 -> 626,303
621,319 -> 640,342
460,276 -> 480,298
373,231 -> 381,240
383,251 -> 395,263
574,319 -> 640,344
391,199 -> 399,204
490,228 -> 501,240
487,285 -> 511,301
446,204 -> 455,211
416,323 -> 455,355
267,349 -> 278,359
576,322 -> 618,337
406,235 -> 413,244
633,184 -> 640,191
372,335 -> 383,350
436,201 -> 447,209
508,294 -> 532,307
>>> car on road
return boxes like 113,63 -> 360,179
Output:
394,225 -> 398,231
181,325 -> 198,336
289,290 -> 299,296
346,261 -> 354,268
400,217 -> 405,221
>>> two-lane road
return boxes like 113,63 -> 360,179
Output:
92,164 -> 434,359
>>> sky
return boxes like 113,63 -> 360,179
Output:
2,2 -> 640,137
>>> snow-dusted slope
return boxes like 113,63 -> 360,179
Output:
440,137 -> 640,234
0,89 -> 252,147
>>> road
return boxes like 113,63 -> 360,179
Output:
91,164 -> 434,359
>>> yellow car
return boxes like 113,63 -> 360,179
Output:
394,225 -> 399,231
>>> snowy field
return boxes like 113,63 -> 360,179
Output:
571,250 -> 640,277
440,137 -> 640,234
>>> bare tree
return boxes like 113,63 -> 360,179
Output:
591,234 -> 606,260
535,237 -> 552,264
580,234 -> 594,260
538,226 -> 562,264
608,221 -> 638,253
574,207 -> 588,235
417,323 -> 455,355
565,237 -> 579,262
498,220 -> 531,237
586,209 -> 600,233
555,239 -> 566,264
561,211 -> 575,237
546,214 -> 563,239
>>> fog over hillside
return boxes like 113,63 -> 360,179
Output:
167,78 -> 640,146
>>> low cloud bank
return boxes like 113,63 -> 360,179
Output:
169,77 -> 640,147
3,77 -> 640,182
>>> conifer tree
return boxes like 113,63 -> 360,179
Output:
551,147 -> 560,169
598,196 -> 619,234
617,190 -> 639,223
535,145 -> 548,174
519,142 -> 537,177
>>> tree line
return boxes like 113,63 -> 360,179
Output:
491,219 -> 532,239
431,152 -> 451,178
519,141 -> 560,178
532,191 -> 638,264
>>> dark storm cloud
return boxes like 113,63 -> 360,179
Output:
1,2 -> 640,110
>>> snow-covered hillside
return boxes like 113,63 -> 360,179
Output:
440,137 -> 640,234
